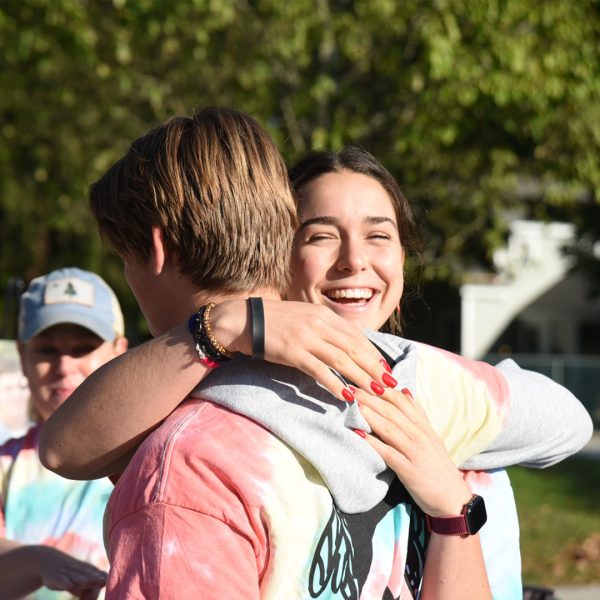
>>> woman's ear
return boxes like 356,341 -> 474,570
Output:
150,226 -> 166,275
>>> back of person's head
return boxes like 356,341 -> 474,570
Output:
289,147 -> 422,259
18,267 -> 125,343
90,107 -> 297,295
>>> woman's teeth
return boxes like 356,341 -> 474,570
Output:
325,288 -> 374,302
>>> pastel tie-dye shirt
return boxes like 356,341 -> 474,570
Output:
105,335 -> 590,599
0,424 -> 112,599
105,403 -> 521,599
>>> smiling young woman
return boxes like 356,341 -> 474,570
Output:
289,170 -> 406,332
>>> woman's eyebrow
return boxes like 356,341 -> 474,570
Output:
298,215 -> 397,230
297,216 -> 338,231
365,216 -> 396,226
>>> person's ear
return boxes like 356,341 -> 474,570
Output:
113,336 -> 129,355
150,226 -> 166,275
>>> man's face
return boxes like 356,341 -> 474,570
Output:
19,323 -> 127,422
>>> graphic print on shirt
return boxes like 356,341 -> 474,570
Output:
309,478 -> 430,599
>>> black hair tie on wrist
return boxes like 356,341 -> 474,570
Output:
249,297 -> 265,360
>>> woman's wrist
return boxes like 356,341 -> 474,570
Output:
427,481 -> 473,518
208,299 -> 252,356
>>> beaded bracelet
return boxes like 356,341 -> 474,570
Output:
188,302 -> 234,367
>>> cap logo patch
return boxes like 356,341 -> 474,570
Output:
44,277 -> 95,307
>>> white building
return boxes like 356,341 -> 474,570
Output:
460,220 -> 600,426
461,220 -> 600,359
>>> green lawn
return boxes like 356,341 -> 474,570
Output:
508,456 -> 600,587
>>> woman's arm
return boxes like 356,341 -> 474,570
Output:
462,358 -> 593,470
377,339 -> 593,472
358,388 -> 492,600
420,531 -> 491,600
40,300 -> 389,479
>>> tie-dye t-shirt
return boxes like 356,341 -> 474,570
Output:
466,469 -> 522,599
105,401 -> 520,599
0,424 -> 112,600
105,334 -> 591,599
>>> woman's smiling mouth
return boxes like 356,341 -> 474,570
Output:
323,288 -> 376,304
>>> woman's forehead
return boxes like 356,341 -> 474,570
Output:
298,171 -> 397,222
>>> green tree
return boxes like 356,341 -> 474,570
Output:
1,0 -> 599,337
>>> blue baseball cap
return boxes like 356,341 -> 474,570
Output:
18,267 -> 124,343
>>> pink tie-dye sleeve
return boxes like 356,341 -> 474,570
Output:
106,502 -> 261,600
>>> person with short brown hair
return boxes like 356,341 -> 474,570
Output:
46,108 -> 496,599
90,108 -> 297,298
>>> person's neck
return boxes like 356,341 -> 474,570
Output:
190,288 -> 282,309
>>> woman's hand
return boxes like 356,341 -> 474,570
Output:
211,299 -> 396,403
355,387 -> 472,517
356,387 -> 492,599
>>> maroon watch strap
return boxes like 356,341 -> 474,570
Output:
425,494 -> 487,536
426,513 -> 469,536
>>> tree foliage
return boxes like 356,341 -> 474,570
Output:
1,0 -> 599,335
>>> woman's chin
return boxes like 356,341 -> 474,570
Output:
325,300 -> 382,331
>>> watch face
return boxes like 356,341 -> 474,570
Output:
466,495 -> 488,535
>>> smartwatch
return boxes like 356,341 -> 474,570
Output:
426,494 -> 487,536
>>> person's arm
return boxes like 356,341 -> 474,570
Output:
40,299 -> 389,479
0,539 -> 107,599
419,531 -> 491,600
461,358 -> 593,470
357,388 -> 492,600
392,341 -> 593,471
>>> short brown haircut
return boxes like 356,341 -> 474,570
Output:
89,107 -> 297,295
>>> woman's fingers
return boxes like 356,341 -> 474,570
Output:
358,387 -> 419,430
260,300 -> 398,401
361,386 -> 433,437
358,402 -> 472,517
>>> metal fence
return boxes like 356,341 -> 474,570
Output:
484,353 -> 600,429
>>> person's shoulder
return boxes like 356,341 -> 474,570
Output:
122,398 -> 281,485
111,398 -> 293,517
142,397 -> 270,450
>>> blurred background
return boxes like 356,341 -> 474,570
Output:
0,0 -> 598,593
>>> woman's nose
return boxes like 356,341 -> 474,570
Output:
335,240 -> 367,273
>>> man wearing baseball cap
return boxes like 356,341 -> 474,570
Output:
0,267 -> 127,599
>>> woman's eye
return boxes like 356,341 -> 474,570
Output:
368,233 -> 391,240
308,233 -> 336,242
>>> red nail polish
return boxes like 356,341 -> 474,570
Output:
382,373 -> 397,388
379,359 -> 392,373
348,385 -> 357,394
371,381 -> 385,395
352,428 -> 366,438
401,387 -> 413,399
342,388 -> 355,402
